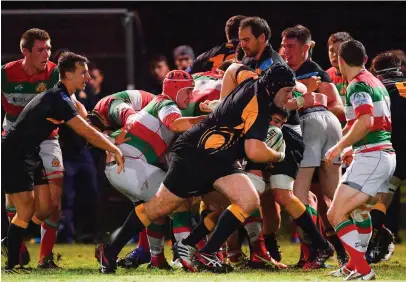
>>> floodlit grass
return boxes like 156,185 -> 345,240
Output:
2,237 -> 406,281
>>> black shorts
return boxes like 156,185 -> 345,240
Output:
163,149 -> 244,198
393,139 -> 406,179
268,126 -> 305,179
2,150 -> 48,194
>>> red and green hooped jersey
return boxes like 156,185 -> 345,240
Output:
327,67 -> 347,126
345,70 -> 392,149
1,59 -> 59,136
180,71 -> 222,117
110,95 -> 182,165
93,90 -> 155,129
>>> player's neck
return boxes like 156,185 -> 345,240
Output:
346,66 -> 366,81
254,44 -> 266,61
22,58 -> 41,76
60,79 -> 76,95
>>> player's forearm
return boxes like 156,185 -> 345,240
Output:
169,116 -> 205,133
245,140 -> 282,163
80,124 -> 120,153
337,115 -> 373,149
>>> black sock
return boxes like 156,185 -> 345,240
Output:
108,209 -> 146,257
183,221 -> 211,247
370,209 -> 386,244
264,233 -> 277,249
294,210 -> 329,250
200,209 -> 243,254
7,223 -> 26,267
26,220 -> 41,238
325,230 -> 347,258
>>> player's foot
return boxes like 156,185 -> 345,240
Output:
344,269 -> 376,280
265,233 -> 282,262
337,252 -> 350,267
193,252 -> 233,273
303,243 -> 334,270
173,240 -> 197,272
248,251 -> 288,270
147,254 -> 173,270
95,244 -> 117,274
116,246 -> 151,269
366,226 -> 395,264
38,253 -> 61,269
328,265 -> 352,277
226,252 -> 248,268
1,237 -> 8,258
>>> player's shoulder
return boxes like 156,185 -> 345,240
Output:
326,67 -> 336,76
1,59 -> 24,76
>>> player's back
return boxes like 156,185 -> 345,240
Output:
189,40 -> 239,74
1,59 -> 59,131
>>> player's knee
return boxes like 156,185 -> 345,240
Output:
239,192 -> 260,215
273,189 -> 292,206
35,202 -> 53,221
327,207 -> 339,226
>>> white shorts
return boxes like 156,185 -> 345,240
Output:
300,110 -> 342,167
269,174 -> 294,190
105,158 -> 166,203
342,150 -> 396,197
39,139 -> 64,180
247,172 -> 267,194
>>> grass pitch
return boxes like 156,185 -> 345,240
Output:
1,238 -> 406,281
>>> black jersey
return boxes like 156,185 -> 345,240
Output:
173,76 -> 272,164
2,81 -> 78,154
295,59 -> 332,83
381,74 -> 406,143
188,40 -> 239,74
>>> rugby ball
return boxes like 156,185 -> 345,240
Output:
265,126 -> 284,151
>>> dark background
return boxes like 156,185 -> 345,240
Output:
2,1 -> 406,94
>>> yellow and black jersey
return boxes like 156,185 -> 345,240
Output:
188,40 -> 239,74
172,75 -> 272,164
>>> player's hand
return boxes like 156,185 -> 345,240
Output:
114,130 -> 131,145
325,143 -> 343,165
113,149 -> 125,173
299,76 -> 321,92
342,148 -> 354,166
285,98 -> 299,110
199,100 -> 215,113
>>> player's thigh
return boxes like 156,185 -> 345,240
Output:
34,183 -> 52,217
8,191 -> 35,221
321,112 -> 342,164
299,113 -> 323,168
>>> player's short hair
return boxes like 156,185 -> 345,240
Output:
58,51 -> 89,79
370,52 -> 402,76
270,105 -> 289,119
225,15 -> 247,41
20,28 -> 50,52
327,32 -> 353,46
338,40 -> 367,67
282,25 -> 312,45
217,60 -> 233,72
239,17 -> 271,41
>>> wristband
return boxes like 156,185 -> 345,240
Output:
278,152 -> 285,162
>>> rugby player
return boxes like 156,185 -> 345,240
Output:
325,40 -> 395,280
1,52 -> 125,272
1,28 -> 87,268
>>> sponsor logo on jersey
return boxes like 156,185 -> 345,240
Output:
51,157 -> 61,168
35,82 -> 47,93
14,85 -> 24,91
